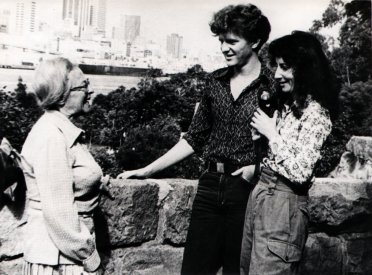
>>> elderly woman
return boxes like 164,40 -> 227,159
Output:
239,31 -> 339,274
21,57 -> 103,274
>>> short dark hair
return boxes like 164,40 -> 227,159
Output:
209,4 -> 271,52
268,31 -> 340,119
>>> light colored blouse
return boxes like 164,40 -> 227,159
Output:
263,98 -> 332,184
21,110 -> 102,272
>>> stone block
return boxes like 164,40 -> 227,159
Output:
346,136 -> 372,161
0,204 -> 26,260
157,179 -> 197,245
97,180 -> 159,247
343,232 -> 372,274
300,232 -> 372,275
103,244 -> 183,275
0,257 -> 23,275
308,178 -> 372,232
300,232 -> 344,275
329,151 -> 372,180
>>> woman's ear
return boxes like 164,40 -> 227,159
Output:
252,39 -> 261,50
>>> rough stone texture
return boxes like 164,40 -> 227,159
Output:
330,136 -> 372,180
330,152 -> 372,180
103,244 -> 183,275
346,136 -> 372,161
300,232 -> 372,275
308,178 -> 372,232
97,179 -> 159,247
300,233 -> 344,275
157,179 -> 197,244
0,203 -> 26,261
0,257 -> 23,275
343,232 -> 372,274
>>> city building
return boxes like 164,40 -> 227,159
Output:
126,42 -> 131,57
166,33 -> 183,59
0,9 -> 11,33
124,15 -> 140,43
111,24 -> 124,41
62,0 -> 106,38
13,0 -> 38,35
111,15 -> 140,43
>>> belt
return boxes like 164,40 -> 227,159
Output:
206,161 -> 242,174
259,167 -> 310,196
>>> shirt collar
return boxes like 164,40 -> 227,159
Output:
212,66 -> 233,80
213,62 -> 273,86
44,110 -> 84,148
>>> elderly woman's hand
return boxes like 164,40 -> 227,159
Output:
250,109 -> 279,141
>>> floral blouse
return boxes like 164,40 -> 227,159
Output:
263,98 -> 332,184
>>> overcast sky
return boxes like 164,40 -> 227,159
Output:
0,0 -> 335,54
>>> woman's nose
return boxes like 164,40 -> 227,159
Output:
274,67 -> 283,79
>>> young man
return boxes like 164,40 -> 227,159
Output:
118,4 -> 274,274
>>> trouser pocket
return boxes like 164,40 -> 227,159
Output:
267,240 -> 302,263
265,192 -> 309,263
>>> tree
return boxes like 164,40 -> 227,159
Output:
116,116 -> 202,179
0,78 -> 41,151
310,0 -> 372,83
75,64 -> 209,178
308,0 -> 372,176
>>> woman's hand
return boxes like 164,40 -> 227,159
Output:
100,175 -> 114,200
250,109 -> 279,141
231,165 -> 255,183
116,167 -> 150,179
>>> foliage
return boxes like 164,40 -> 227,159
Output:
316,81 -> 372,176
116,116 -> 203,179
90,145 -> 122,177
2,2 -> 371,179
0,78 -> 41,151
308,0 -> 372,176
310,0 -> 372,83
75,64 -> 208,177
339,81 -> 372,136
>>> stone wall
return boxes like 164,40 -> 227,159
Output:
1,136 -> 371,275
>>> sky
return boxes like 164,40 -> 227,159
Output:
105,0 -> 333,54
0,0 -> 335,55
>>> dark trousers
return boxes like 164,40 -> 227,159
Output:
181,171 -> 252,275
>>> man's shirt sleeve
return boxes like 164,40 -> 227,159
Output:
183,89 -> 213,154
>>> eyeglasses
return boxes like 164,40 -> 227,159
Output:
70,79 -> 92,94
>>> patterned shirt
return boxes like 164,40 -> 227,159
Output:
21,110 -> 102,271
183,65 -> 276,165
263,98 -> 332,184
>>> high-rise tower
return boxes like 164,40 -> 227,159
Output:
124,15 -> 140,43
62,0 -> 106,38
166,33 -> 183,59
14,0 -> 37,35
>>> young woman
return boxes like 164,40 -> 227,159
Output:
239,31 -> 339,275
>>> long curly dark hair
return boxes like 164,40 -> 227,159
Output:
268,31 -> 340,120
209,4 -> 271,52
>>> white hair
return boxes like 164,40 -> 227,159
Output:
32,57 -> 78,110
